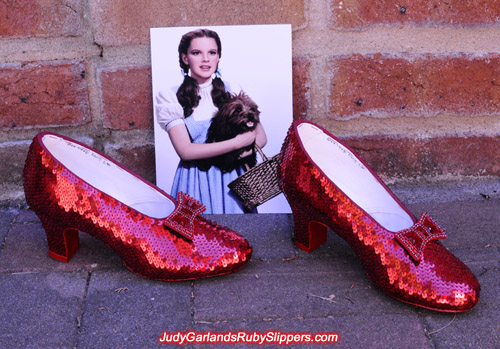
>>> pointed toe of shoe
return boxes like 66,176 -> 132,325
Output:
125,217 -> 253,281
417,243 -> 480,312
190,217 -> 253,278
369,241 -> 480,312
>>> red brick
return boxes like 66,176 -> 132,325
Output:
0,61 -> 90,129
331,0 -> 500,29
329,54 -> 500,119
89,0 -> 306,46
343,135 -> 500,179
293,57 -> 311,120
99,66 -> 153,131
104,143 -> 156,184
0,0 -> 83,38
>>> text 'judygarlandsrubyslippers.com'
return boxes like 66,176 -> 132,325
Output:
158,331 -> 340,345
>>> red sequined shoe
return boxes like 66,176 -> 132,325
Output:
23,132 -> 252,281
278,120 -> 480,312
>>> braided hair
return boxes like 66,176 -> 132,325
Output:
177,29 -> 229,117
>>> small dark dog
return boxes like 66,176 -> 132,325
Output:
198,92 -> 260,172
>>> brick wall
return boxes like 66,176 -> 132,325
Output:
1,0 -> 499,202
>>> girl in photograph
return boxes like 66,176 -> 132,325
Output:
155,28 -> 267,214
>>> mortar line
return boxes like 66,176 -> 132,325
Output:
190,281 -> 196,329
73,271 -> 93,349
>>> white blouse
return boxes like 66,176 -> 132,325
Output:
155,79 -> 220,132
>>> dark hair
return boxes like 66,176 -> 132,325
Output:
176,29 -> 229,117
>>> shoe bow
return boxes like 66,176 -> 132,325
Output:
163,192 -> 206,240
395,212 -> 447,262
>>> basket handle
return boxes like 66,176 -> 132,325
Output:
255,144 -> 268,161
242,144 -> 267,172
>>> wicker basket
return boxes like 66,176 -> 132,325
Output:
228,145 -> 282,211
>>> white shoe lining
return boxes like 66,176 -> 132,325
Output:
42,135 -> 175,219
297,124 -> 413,232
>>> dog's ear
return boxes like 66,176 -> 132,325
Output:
237,91 -> 259,110
217,100 -> 236,119
249,102 -> 260,115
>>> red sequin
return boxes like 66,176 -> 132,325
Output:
23,132 -> 252,281
278,120 -> 480,312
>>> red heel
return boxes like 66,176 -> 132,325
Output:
278,120 -> 480,312
36,213 -> 79,262
47,225 -> 79,263
23,132 -> 252,281
290,203 -> 327,252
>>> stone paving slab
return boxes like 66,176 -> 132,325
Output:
212,213 -> 361,262
193,258 -> 411,324
0,207 -> 16,245
451,247 -> 499,277
390,179 -> 500,204
420,267 -> 500,348
0,271 -> 88,348
77,270 -> 193,349
0,220 -> 123,273
209,214 -> 298,260
0,185 -> 499,348
407,199 -> 500,249
9,206 -> 39,224
192,314 -> 430,349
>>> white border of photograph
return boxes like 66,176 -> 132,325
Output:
151,24 -> 292,213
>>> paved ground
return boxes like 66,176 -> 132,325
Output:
0,180 -> 499,348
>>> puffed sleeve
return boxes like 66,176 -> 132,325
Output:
155,87 -> 185,131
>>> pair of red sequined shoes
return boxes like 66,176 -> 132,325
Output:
23,122 -> 480,312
